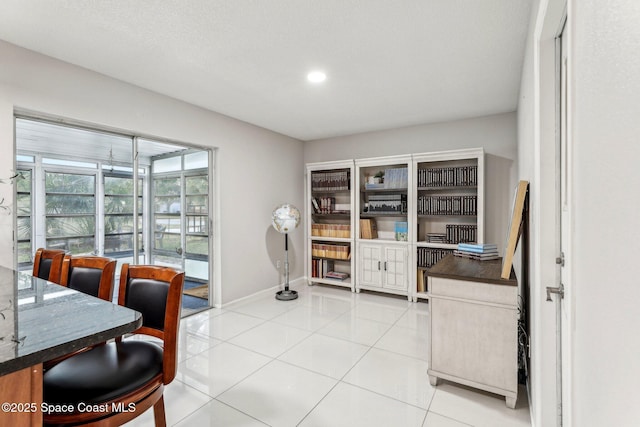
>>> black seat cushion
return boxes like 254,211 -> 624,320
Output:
67,266 -> 103,297
126,278 -> 170,331
38,258 -> 53,280
43,341 -> 163,405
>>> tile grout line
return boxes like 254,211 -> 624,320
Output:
334,303 -> 432,412
166,378 -> 215,427
180,290 -> 439,426
343,301 -> 435,411
292,301 -> 394,426
211,398 -> 273,427
427,408 -> 476,427
295,302 -> 433,425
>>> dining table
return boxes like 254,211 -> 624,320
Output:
0,265 -> 142,425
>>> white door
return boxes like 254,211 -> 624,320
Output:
558,22 -> 574,427
358,243 -> 382,288
548,18 -> 573,426
382,246 -> 407,291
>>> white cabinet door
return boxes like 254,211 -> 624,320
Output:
382,246 -> 407,291
358,243 -> 382,288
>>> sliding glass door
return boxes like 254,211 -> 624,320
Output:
150,150 -> 211,312
44,171 -> 97,253
104,174 -> 143,255
15,117 -> 215,314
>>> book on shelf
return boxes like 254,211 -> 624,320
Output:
455,243 -> 499,261
445,224 -> 477,244
382,167 -> 408,189
453,250 -> 500,261
311,170 -> 350,192
359,218 -> 378,239
311,197 -> 351,214
325,271 -> 350,280
312,243 -> 351,259
364,182 -> 386,190
426,232 -> 446,243
395,221 -> 408,241
418,165 -> 478,188
366,193 -> 407,214
417,270 -> 427,293
311,223 -> 350,238
312,259 -> 335,278
457,243 -> 497,253
417,247 -> 454,268
417,195 -> 478,216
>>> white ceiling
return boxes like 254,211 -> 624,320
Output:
0,1 -> 532,141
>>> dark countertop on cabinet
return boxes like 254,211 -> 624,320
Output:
0,266 -> 142,376
428,254 -> 517,286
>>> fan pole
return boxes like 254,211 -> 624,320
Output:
276,233 -> 298,300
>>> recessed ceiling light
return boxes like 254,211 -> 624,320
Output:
307,71 -> 327,83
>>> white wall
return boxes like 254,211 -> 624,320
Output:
570,1 -> 640,425
520,0 -> 640,425
0,99 -> 14,268
0,40 -> 304,305
304,112 -> 518,251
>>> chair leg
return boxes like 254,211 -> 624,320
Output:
153,395 -> 167,427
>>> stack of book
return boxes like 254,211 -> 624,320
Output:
325,271 -> 350,281
454,243 -> 500,261
426,232 -> 446,243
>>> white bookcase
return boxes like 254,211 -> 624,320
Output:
355,155 -> 413,300
304,148 -> 484,302
305,160 -> 355,291
411,148 -> 485,301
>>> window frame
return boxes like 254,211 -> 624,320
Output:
16,167 -> 34,267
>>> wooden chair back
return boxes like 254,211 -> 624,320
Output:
32,248 -> 65,284
59,255 -> 117,301
118,264 -> 184,384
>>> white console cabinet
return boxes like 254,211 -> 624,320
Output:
427,254 -> 519,408
357,242 -> 408,298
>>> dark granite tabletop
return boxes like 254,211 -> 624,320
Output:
428,254 -> 517,286
0,265 -> 142,376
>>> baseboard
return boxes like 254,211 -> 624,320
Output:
526,378 -> 534,426
222,276 -> 306,309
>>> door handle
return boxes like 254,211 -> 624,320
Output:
546,284 -> 564,301
176,247 -> 183,255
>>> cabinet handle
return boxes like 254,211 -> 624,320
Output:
378,261 -> 381,270
384,261 -> 387,271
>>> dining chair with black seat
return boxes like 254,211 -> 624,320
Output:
42,264 -> 185,427
32,248 -> 65,284
42,255 -> 119,370
59,254 -> 117,301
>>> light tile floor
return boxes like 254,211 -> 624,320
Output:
125,284 -> 531,427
